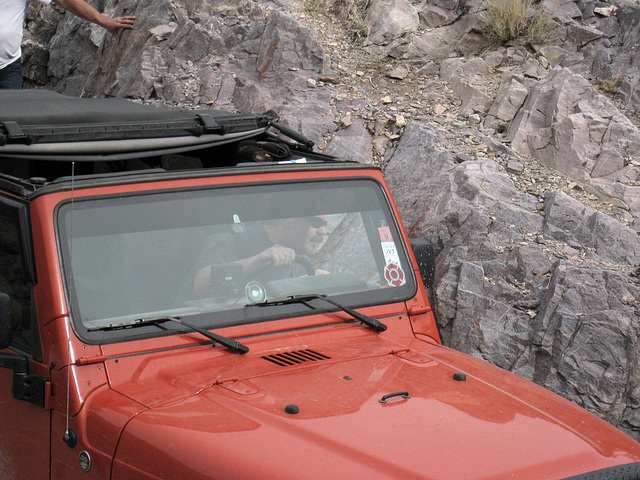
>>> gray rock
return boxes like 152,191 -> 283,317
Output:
543,191 -> 640,266
419,3 -> 461,27
531,263 -> 640,433
365,0 -> 420,46
484,73 -> 529,129
537,45 -> 571,68
426,0 -> 461,11
385,120 -> 640,441
440,57 -> 494,114
22,2 -> 62,88
507,67 -> 640,215
385,121 -> 543,247
507,159 -> 525,174
566,20 -> 604,47
387,65 -> 409,79
542,0 -> 583,20
256,9 -> 326,77
323,118 -> 374,164
440,56 -> 492,79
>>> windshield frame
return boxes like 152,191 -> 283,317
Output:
55,176 -> 417,345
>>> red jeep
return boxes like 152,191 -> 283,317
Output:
1,90 -> 640,479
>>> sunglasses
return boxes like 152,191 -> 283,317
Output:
305,216 -> 327,229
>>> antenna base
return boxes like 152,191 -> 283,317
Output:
63,428 -> 77,448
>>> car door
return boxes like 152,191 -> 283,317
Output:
0,194 -> 50,480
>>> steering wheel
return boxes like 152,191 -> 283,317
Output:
243,254 -> 316,284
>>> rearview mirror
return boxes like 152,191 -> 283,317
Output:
410,238 -> 436,289
0,292 -> 13,349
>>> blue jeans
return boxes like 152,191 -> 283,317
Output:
0,59 -> 23,89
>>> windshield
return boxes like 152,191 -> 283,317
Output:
57,178 -> 416,344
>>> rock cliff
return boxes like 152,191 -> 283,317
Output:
23,0 -> 640,440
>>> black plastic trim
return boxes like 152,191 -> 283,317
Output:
0,174 -> 37,198
27,161 -> 374,200
1,121 -> 29,145
0,353 -> 28,373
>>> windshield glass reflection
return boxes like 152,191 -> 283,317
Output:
57,179 -> 415,343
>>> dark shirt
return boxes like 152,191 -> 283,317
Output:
194,224 -> 272,270
189,224 -> 306,297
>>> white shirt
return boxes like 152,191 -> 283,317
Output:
0,0 -> 52,70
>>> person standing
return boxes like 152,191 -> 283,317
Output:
0,0 -> 135,89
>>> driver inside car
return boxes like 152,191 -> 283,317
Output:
192,215 -> 328,298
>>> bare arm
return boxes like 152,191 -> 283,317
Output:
193,244 -> 296,297
52,0 -> 135,43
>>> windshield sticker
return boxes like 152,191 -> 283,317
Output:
378,227 -> 406,286
384,263 -> 405,287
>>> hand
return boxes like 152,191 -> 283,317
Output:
51,0 -> 135,44
104,15 -> 136,43
258,244 -> 296,267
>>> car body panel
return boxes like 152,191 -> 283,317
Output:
109,335 -> 640,480
1,92 -> 640,480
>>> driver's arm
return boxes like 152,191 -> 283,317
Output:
193,244 -> 296,297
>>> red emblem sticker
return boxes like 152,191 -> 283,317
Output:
384,263 -> 405,287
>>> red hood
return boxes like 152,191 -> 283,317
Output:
109,340 -> 640,480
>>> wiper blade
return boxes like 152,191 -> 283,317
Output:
88,316 -> 249,354
248,294 -> 387,333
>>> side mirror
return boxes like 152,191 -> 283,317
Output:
410,238 -> 436,289
0,292 -> 12,349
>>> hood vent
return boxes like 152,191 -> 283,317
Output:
262,349 -> 330,367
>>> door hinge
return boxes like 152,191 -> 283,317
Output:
12,372 -> 52,409
407,304 -> 428,315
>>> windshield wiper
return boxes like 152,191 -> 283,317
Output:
87,316 -> 249,354
248,294 -> 387,333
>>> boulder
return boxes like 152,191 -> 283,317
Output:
385,120 -> 640,441
32,0 -> 332,112
364,0 -> 420,46
22,2 -> 62,88
543,191 -> 640,266
323,118 -> 374,164
256,9 -> 327,77
531,262 -> 640,435
419,0 -> 462,27
506,67 -> 640,215
484,73 -> 529,129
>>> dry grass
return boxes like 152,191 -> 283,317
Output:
303,0 -> 324,15
483,0 -> 550,43
597,74 -> 624,98
345,0 -> 371,45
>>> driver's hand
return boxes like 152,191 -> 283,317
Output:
260,244 -> 296,267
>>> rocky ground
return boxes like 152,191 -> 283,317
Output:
277,0 -> 632,226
